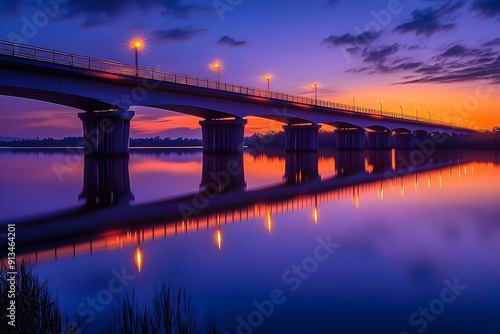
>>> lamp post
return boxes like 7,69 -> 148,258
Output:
471,121 -> 475,129
399,105 -> 404,117
439,113 -> 443,124
450,115 -> 453,125
415,107 -> 419,120
265,75 -> 271,91
211,62 -> 221,87
428,110 -> 432,122
466,120 -> 469,128
459,118 -> 462,127
131,39 -> 143,76
379,100 -> 383,113
352,96 -> 357,107
312,84 -> 318,103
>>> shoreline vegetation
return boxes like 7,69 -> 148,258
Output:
1,129 -> 500,149
0,262 -> 221,334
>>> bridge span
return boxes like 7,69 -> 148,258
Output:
0,41 -> 476,155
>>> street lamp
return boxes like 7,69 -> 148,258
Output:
450,115 -> 453,125
415,107 -> 419,120
264,75 -> 271,91
466,120 -> 469,128
352,96 -> 357,107
211,62 -> 221,86
399,105 -> 404,117
131,39 -> 144,76
471,121 -> 475,129
459,118 -> 462,127
439,113 -> 443,124
312,84 -> 319,103
428,110 -> 432,122
379,100 -> 383,113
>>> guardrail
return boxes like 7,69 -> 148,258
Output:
0,40 -> 467,129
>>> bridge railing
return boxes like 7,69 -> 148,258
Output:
0,40 -> 464,129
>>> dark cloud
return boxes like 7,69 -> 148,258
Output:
483,38 -> 500,47
44,0 -> 205,26
152,27 -> 206,41
325,0 -> 340,7
362,44 -> 400,63
472,0 -> 500,18
438,44 -> 496,59
394,1 -> 465,36
399,56 -> 500,85
217,35 -> 246,47
322,31 -> 381,46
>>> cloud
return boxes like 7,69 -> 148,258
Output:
394,1 -> 465,36
471,0 -> 500,18
44,0 -> 205,26
152,27 -> 206,41
325,0 -> 340,7
399,56 -> 500,85
322,31 -> 381,46
362,44 -> 400,63
217,35 -> 247,47
483,38 -> 500,47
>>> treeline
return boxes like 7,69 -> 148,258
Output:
0,136 -> 202,147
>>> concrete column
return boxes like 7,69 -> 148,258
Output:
365,150 -> 392,173
283,124 -> 321,152
283,152 -> 320,184
78,110 -> 135,156
200,153 -> 246,193
392,133 -> 415,149
200,118 -> 247,153
335,128 -> 365,150
79,156 -> 134,207
366,131 -> 391,149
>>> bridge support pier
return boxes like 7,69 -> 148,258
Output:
392,133 -> 415,149
78,110 -> 135,156
283,124 -> 321,152
366,131 -> 391,149
200,118 -> 247,153
335,128 -> 365,150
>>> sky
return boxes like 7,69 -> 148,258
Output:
1,0 -> 499,139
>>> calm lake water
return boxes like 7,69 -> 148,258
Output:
1,148 -> 499,333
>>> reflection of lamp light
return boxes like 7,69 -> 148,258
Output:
313,195 -> 318,224
135,246 -> 143,272
215,214 -> 222,250
266,207 -> 272,234
216,229 -> 222,250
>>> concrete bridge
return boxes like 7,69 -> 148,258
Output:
0,41 -> 476,155
0,149 -> 472,260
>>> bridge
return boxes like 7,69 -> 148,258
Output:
0,149 -> 475,263
0,41 -> 476,155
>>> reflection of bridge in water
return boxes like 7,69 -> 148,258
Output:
0,149 -> 482,265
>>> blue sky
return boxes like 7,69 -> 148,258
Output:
1,0 -> 499,138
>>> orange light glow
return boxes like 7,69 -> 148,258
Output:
313,207 -> 318,224
135,246 -> 143,272
131,39 -> 144,50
